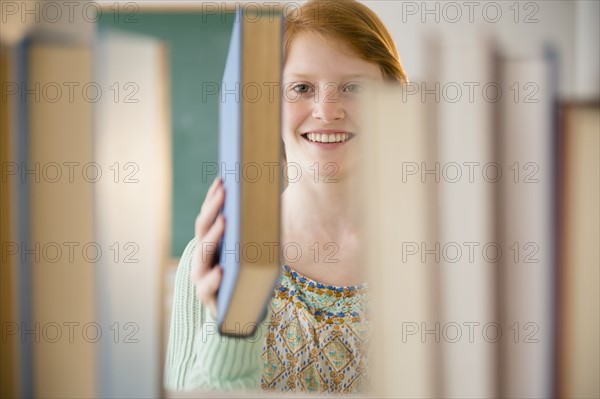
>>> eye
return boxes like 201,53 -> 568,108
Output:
344,83 -> 364,93
291,83 -> 312,93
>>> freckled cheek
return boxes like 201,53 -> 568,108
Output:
282,100 -> 312,141
345,100 -> 364,131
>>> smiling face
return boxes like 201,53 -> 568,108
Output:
282,32 -> 385,180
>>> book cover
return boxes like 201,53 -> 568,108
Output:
556,102 -> 600,398
217,8 -> 284,337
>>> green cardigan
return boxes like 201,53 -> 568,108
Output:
163,238 -> 268,392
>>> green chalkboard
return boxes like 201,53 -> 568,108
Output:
98,11 -> 235,257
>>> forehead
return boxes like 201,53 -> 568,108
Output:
283,32 -> 382,80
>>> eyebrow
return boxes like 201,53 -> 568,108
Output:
283,73 -> 376,80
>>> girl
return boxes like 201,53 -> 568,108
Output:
165,0 -> 407,394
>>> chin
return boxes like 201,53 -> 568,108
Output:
314,158 -> 361,183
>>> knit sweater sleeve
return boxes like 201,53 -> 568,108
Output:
163,237 -> 268,393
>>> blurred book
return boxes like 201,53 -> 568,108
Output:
497,53 -> 557,398
27,41 -> 96,398
94,30 -> 171,398
557,102 -> 600,398
217,8 -> 284,337
362,84 -> 439,398
0,44 -> 19,399
7,29 -> 171,398
429,34 -> 498,398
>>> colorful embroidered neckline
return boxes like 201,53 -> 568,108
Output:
281,265 -> 368,293
275,265 -> 370,323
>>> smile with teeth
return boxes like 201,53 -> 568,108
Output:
302,132 -> 354,143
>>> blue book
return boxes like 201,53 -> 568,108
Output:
217,7 -> 284,337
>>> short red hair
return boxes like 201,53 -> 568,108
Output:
284,0 -> 408,83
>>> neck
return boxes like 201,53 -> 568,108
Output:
282,166 -> 360,236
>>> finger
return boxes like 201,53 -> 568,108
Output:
207,176 -> 221,198
203,265 -> 222,296
195,185 -> 225,238
193,215 -> 225,280
196,185 -> 225,237
201,180 -> 224,216
195,265 -> 222,306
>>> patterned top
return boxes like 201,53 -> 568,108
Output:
262,265 -> 371,394
163,238 -> 371,395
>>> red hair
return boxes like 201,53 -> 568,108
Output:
284,0 -> 408,83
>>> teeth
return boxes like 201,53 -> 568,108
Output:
306,133 -> 350,143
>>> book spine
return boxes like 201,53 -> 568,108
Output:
94,31 -> 172,398
433,35 -> 497,398
498,56 -> 556,398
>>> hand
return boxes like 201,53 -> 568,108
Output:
190,176 -> 225,319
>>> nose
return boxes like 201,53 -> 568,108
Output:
312,84 -> 345,121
